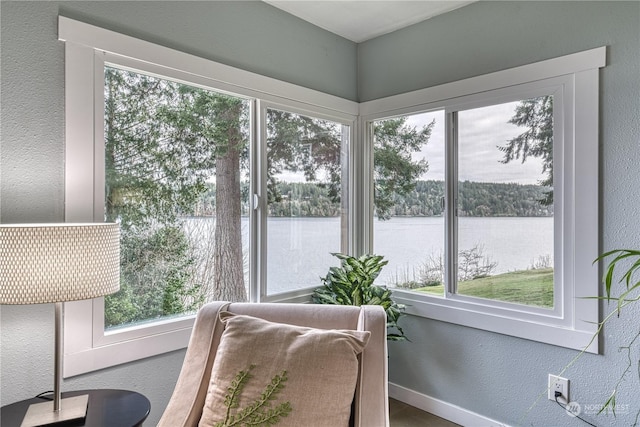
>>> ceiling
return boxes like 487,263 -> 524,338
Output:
264,1 -> 476,43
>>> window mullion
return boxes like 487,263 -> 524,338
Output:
362,119 -> 375,257
445,110 -> 458,298
340,123 -> 351,254
254,100 -> 268,303
249,99 -> 260,303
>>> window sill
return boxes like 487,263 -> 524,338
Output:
392,290 -> 599,353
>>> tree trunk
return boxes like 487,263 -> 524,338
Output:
211,104 -> 247,302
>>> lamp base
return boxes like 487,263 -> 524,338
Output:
21,395 -> 88,427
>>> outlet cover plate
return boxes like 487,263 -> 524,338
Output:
548,374 -> 569,404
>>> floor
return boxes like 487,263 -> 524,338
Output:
389,398 -> 461,427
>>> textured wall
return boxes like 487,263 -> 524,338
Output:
359,2 -> 640,426
0,1 -> 355,424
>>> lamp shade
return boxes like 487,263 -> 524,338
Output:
0,223 -> 120,304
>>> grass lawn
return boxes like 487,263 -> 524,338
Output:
415,268 -> 554,308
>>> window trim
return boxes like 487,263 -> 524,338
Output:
360,48 -> 604,353
61,16 -> 358,377
61,15 -> 605,377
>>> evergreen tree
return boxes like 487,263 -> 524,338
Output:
499,96 -> 554,205
104,68 -> 218,324
374,118 -> 434,220
104,67 -> 438,325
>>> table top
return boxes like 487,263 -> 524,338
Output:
1,389 -> 150,427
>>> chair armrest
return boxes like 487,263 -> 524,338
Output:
157,301 -> 229,427
354,305 -> 389,427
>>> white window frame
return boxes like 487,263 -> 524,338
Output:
60,16 -> 358,377
360,47 -> 605,353
256,100 -> 353,302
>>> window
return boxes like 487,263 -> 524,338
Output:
373,110 -> 446,295
361,48 -> 605,352
61,17 -> 605,375
455,96 -> 555,308
264,106 -> 349,298
60,17 -> 356,376
373,92 -> 559,311
103,66 -> 252,330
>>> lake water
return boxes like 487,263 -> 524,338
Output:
186,216 -> 553,296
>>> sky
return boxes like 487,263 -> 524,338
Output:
404,101 -> 547,185
274,99 -> 548,186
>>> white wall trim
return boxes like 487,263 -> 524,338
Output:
389,382 -> 509,427
58,16 -> 358,116
360,46 -> 605,117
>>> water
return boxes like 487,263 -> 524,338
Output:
266,217 -> 341,295
184,216 -> 553,295
375,216 -> 553,285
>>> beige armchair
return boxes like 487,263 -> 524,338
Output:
158,302 -> 389,427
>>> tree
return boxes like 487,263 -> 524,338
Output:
104,66 -> 434,325
374,118 -> 434,220
158,87 -> 249,302
104,68 -> 219,325
105,70 -> 217,229
265,109 -> 344,205
499,96 -> 554,205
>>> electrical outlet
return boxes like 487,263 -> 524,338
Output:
548,374 -> 570,404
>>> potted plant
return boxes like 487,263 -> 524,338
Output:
312,253 -> 407,341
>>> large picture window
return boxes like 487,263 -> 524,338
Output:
362,49 -> 604,352
104,66 -> 252,330
61,17 -> 356,376
373,94 -> 557,310
102,68 -> 353,329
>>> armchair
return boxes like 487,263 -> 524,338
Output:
158,302 -> 389,427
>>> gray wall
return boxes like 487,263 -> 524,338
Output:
359,2 -> 640,426
2,1 -> 639,426
0,1 -> 355,424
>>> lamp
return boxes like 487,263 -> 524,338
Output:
0,223 -> 120,427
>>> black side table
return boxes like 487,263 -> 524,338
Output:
1,389 -> 150,427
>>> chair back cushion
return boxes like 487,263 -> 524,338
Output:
198,312 -> 370,427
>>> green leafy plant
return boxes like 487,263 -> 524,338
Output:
214,365 -> 292,427
598,249 -> 640,312
593,249 -> 640,416
312,253 -> 407,341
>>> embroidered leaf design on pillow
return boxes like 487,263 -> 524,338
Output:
214,365 -> 292,427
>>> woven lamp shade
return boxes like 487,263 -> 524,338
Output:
0,223 -> 120,304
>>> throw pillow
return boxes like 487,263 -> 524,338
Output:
198,312 -> 370,427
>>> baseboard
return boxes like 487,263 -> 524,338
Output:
389,382 -> 509,427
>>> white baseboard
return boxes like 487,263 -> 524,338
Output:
389,382 -> 509,427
